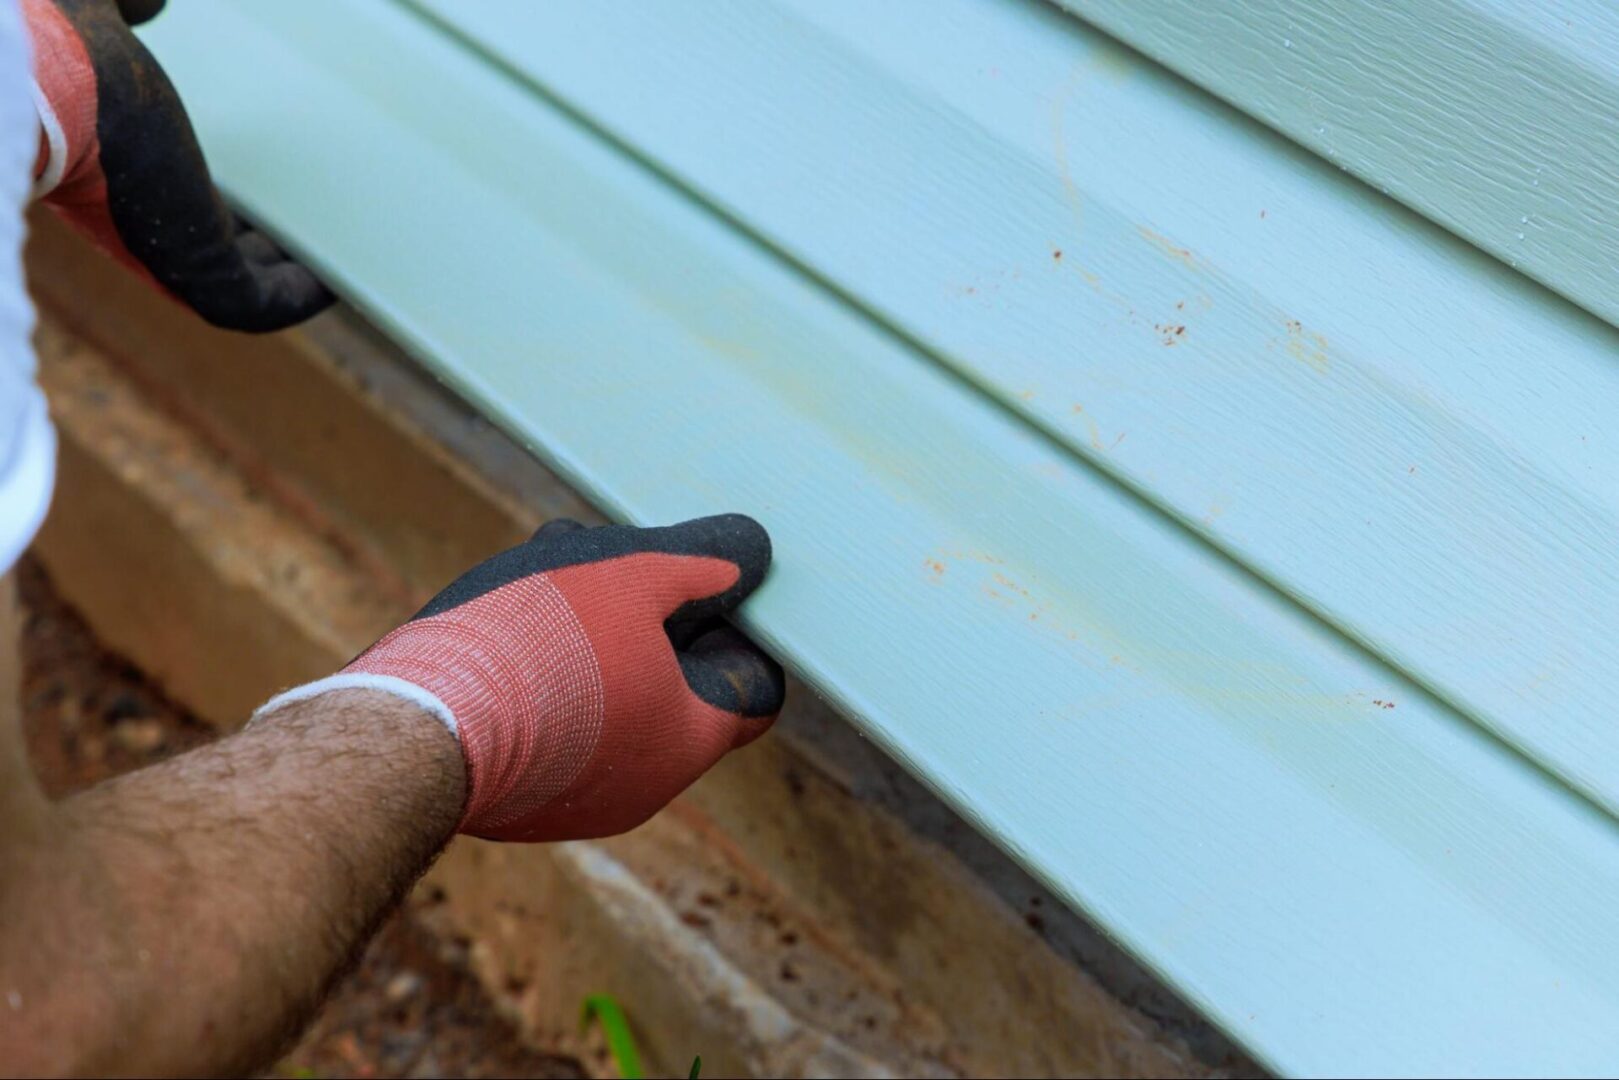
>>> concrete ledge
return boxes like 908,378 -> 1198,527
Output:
24,215 -> 1254,1078
31,316 -> 399,721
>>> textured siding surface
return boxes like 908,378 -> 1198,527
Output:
1067,0 -> 1619,331
143,1 -> 1619,1074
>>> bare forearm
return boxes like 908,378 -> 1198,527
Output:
0,514 -> 780,1075
0,690 -> 463,1077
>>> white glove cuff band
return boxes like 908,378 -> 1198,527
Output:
28,77 -> 66,201
251,673 -> 459,739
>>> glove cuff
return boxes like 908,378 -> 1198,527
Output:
22,0 -> 97,200
251,673 -> 460,739
27,77 -> 64,200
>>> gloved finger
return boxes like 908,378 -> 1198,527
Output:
215,258 -> 337,333
531,518 -> 589,541
113,0 -> 166,26
639,514 -> 772,623
666,613 -> 721,653
234,228 -> 284,268
678,625 -> 785,742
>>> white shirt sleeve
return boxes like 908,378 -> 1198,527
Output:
0,0 -> 55,577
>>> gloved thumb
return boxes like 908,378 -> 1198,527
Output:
644,513 -> 772,624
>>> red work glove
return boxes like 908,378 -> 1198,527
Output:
23,0 -> 333,332
256,516 -> 786,842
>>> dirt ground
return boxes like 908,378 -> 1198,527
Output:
14,555 -> 586,1080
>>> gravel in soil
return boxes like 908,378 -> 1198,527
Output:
15,555 -> 585,1080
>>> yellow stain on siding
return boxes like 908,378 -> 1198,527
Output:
1283,320 -> 1330,373
1137,226 -> 1198,270
1071,403 -> 1106,451
1050,65 -> 1088,246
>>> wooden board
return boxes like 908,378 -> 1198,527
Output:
141,1 -> 1619,1073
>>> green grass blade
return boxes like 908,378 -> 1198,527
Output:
580,993 -> 645,1080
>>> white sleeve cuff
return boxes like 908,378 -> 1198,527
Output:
251,673 -> 459,739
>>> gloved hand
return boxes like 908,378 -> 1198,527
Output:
256,515 -> 786,842
23,0 -> 333,332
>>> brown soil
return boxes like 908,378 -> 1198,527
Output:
14,555 -> 585,1080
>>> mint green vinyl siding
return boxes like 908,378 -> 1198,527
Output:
143,2 -> 1619,1073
